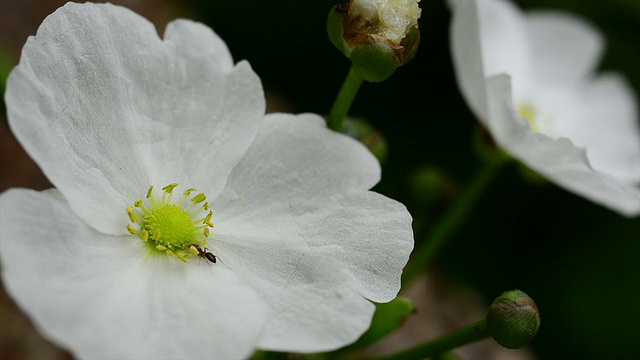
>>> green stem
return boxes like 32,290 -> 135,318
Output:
433,353 -> 463,360
402,160 -> 506,286
371,321 -> 489,360
327,66 -> 364,131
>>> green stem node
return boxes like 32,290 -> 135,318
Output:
327,66 -> 364,131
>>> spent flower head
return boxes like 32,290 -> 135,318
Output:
0,3 -> 414,359
350,0 -> 421,43
450,0 -> 640,216
328,0 -> 421,82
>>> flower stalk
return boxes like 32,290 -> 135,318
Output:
402,157 -> 508,286
327,66 -> 364,131
371,290 -> 539,360
372,320 -> 489,360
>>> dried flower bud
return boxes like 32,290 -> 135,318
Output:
328,0 -> 421,82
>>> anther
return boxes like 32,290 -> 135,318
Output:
126,224 -> 137,234
162,183 -> 179,193
191,193 -> 207,204
140,230 -> 149,241
156,245 -> 167,251
153,229 -> 162,240
204,228 -> 210,237
204,211 -> 213,223
146,186 -> 154,199
127,206 -> 137,222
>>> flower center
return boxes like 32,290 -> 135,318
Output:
517,102 -> 561,140
517,103 -> 538,132
126,183 -> 214,262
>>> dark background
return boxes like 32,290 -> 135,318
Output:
1,0 -> 639,359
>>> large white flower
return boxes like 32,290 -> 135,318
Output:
0,3 -> 413,359
450,0 -> 640,216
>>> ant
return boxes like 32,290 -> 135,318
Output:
190,244 -> 218,264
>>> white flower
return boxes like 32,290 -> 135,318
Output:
450,0 -> 640,216
0,3 -> 413,359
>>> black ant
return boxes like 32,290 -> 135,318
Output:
190,244 -> 218,264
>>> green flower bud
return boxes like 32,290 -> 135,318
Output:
486,290 -> 540,349
327,0 -> 421,82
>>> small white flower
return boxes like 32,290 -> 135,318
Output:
0,3 -> 413,359
450,0 -> 640,216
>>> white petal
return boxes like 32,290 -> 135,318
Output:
538,74 -> 640,183
485,75 -> 640,216
0,188 -> 268,359
526,11 -> 604,86
213,192 -> 412,351
450,0 -> 534,120
215,113 -> 380,206
219,230 -> 377,352
5,3 -> 264,235
475,0 -> 532,85
450,0 -> 488,121
206,114 -> 413,350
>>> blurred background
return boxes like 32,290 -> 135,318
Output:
0,0 -> 639,359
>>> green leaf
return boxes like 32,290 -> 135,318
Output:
337,297 -> 416,355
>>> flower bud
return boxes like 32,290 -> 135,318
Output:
486,290 -> 540,349
327,0 -> 421,82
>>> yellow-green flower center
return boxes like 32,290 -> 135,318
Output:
517,103 -> 537,131
126,183 -> 214,262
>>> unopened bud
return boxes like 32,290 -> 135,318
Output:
486,290 -> 540,349
328,0 -> 421,82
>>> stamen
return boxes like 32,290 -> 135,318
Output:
162,183 -> 179,193
134,199 -> 150,214
126,224 -> 138,234
191,193 -> 207,204
194,210 -> 213,224
163,183 -> 179,203
127,206 -> 137,222
126,184 -> 215,263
